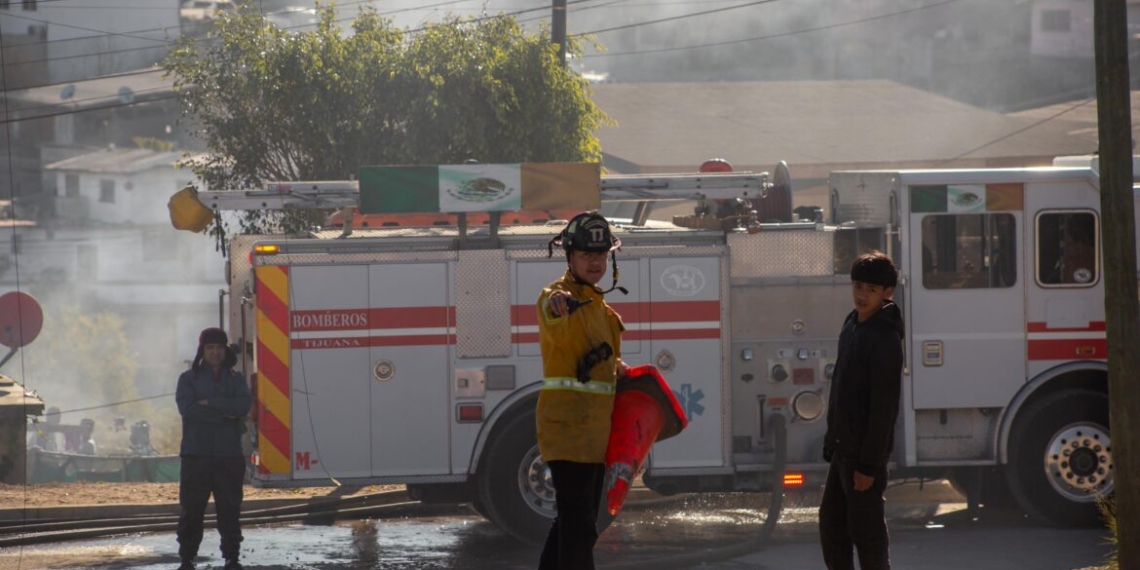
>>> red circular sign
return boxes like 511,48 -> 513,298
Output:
0,291 -> 44,348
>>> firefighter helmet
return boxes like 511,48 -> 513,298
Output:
552,211 -> 621,254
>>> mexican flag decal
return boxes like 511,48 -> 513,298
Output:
359,162 -> 600,214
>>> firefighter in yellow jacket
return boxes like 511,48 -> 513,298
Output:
536,211 -> 628,570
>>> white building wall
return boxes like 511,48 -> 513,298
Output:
1030,0 -> 1094,59
0,0 -> 178,85
1029,0 -> 1140,59
55,161 -> 189,226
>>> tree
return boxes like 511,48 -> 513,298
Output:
163,4 -> 610,234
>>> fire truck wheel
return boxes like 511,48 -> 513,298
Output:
477,408 -> 556,545
1005,389 -> 1111,527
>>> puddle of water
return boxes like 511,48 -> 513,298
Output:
2,516 -> 486,570
1,495 -> 802,570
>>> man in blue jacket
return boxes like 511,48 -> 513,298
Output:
176,328 -> 252,570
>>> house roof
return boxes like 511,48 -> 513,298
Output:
1007,94 -> 1140,156
2,69 -> 172,120
12,75 -> 1118,181
45,148 -> 186,174
590,80 -> 1102,178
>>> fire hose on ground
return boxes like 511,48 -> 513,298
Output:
600,412 -> 788,570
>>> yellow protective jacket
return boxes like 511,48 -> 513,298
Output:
535,270 -> 625,464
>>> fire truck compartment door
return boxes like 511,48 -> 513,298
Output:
514,259 -> 642,358
645,256 -> 725,468
908,209 -> 1026,409
368,262 -> 451,477
288,265 -> 373,479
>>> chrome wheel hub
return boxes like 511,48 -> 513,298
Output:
1043,423 -> 1113,502
518,445 -> 557,518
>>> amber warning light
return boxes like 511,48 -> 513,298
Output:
783,472 -> 805,488
254,244 -> 280,255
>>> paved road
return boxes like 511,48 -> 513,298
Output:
0,482 -> 1113,570
693,507 -> 1111,570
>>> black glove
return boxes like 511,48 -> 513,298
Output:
576,342 -> 614,383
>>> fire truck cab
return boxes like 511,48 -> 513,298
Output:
183,158 -> 1119,543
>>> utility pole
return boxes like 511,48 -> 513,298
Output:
1094,2 -> 1139,568
552,0 -> 568,66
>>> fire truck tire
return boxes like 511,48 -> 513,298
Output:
1005,389 -> 1111,528
476,408 -> 555,545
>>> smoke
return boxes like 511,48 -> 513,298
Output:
1,228 -> 224,456
287,0 -> 1078,111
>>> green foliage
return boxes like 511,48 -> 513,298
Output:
164,3 -> 609,235
1097,496 -> 1118,570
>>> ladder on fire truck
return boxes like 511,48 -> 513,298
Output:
170,162 -> 792,237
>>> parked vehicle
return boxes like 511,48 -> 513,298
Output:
173,157 -> 1118,542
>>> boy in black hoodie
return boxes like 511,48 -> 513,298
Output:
819,251 -> 903,570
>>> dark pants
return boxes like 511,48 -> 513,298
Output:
538,460 -> 605,570
819,454 -> 890,570
178,455 -> 246,562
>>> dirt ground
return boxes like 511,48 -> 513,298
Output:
0,481 -> 404,509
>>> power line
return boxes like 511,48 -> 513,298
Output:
0,0 -> 503,77
42,393 -> 174,416
0,0 -> 471,50
402,0 -> 594,34
515,0 -> 630,24
2,1 -> 555,118
0,10 -> 176,45
1,19 -> 36,570
6,66 -> 162,93
582,0 -> 965,57
570,0 -> 782,37
938,97 -> 1098,165
0,88 -> 178,125
4,70 -> 167,116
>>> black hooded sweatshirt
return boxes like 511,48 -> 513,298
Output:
823,300 -> 904,475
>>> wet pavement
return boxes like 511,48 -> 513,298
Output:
0,488 -> 1113,570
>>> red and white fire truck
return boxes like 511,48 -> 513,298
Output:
176,157 -> 1118,542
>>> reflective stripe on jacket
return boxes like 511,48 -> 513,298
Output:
535,270 -> 625,463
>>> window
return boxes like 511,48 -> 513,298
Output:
21,0 -> 35,11
99,179 -> 115,203
833,226 -> 885,274
64,174 -> 79,198
1037,211 -> 1098,287
0,0 -> 10,10
1041,9 -> 1070,32
921,213 -> 1017,289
